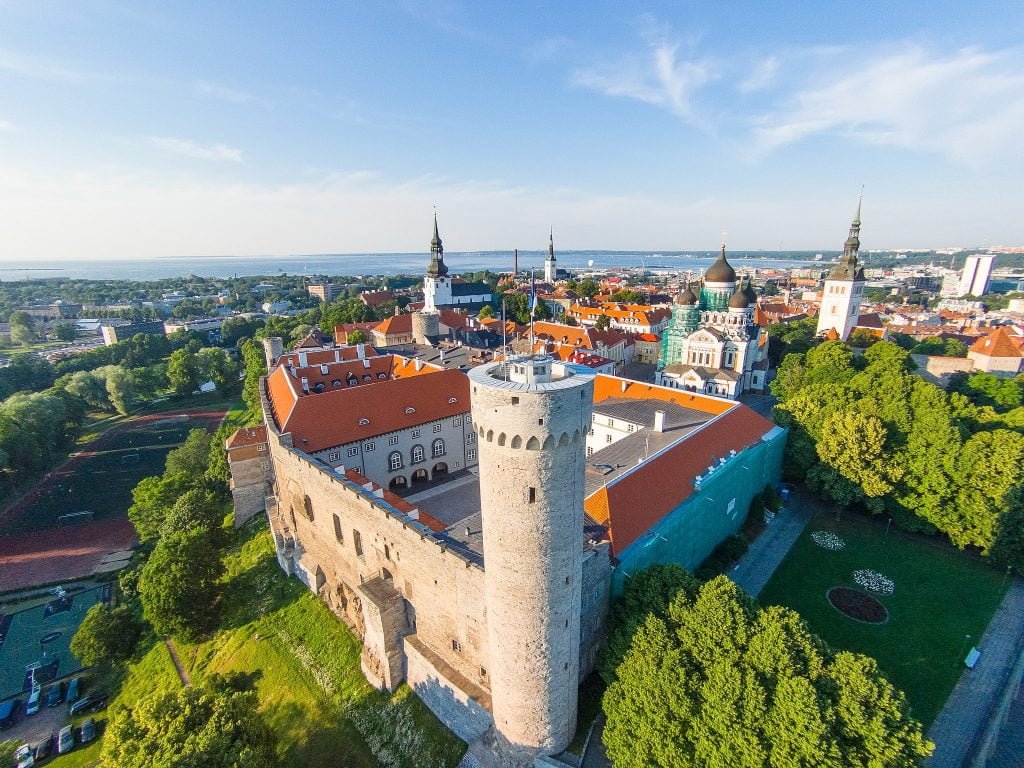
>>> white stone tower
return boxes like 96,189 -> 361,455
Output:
423,213 -> 452,312
468,354 -> 595,766
817,198 -> 866,341
544,229 -> 558,284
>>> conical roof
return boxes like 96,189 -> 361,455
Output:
705,244 -> 737,283
427,213 -> 448,277
743,278 -> 757,303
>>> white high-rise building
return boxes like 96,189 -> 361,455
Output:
816,200 -> 866,341
957,255 -> 996,297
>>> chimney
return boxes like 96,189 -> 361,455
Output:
415,358 -> 423,371
653,410 -> 666,433
300,377 -> 309,394
621,379 -> 628,393
464,525 -> 472,537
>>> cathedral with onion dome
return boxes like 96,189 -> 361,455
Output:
655,244 -> 769,398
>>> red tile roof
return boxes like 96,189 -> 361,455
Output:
969,327 -> 1024,358
278,345 -> 380,369
342,469 -> 446,532
375,314 -> 413,336
226,425 -> 267,450
359,290 -> 394,307
265,358 -> 468,452
592,375 -> 734,416
585,405 -> 776,555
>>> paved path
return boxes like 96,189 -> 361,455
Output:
988,664 -> 1024,768
926,578 -> 1024,768
729,490 -> 816,597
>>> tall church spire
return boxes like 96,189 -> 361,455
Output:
427,211 -> 448,277
833,192 -> 864,280
547,228 -> 555,261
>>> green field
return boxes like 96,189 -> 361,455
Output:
6,414 -> 222,534
759,512 -> 1009,725
45,521 -> 466,768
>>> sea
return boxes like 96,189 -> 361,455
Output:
0,250 -> 836,282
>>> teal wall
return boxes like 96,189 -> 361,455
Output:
611,425 -> 787,595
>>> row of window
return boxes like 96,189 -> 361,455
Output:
327,423 -> 476,463
388,439 -> 448,470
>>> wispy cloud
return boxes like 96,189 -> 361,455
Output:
148,136 -> 243,162
0,48 -> 90,82
572,36 -> 716,124
751,45 -> 1024,165
739,56 -> 778,93
196,80 -> 255,104
0,119 -> 14,131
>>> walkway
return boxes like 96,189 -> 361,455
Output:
988,663 -> 1024,767
165,638 -> 191,686
926,579 -> 1024,768
729,489 -> 816,597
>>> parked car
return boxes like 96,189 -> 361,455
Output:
0,698 -> 21,729
43,683 -> 63,708
57,725 -> 74,754
25,686 -> 41,716
14,744 -> 34,768
78,717 -> 95,744
65,677 -> 80,703
34,734 -> 52,760
68,693 -> 106,716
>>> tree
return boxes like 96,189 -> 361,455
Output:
64,370 -> 110,410
578,279 -> 600,299
103,365 -> 136,415
167,349 -> 200,397
165,429 -> 213,478
54,322 -> 77,342
602,574 -> 932,768
241,338 -> 267,414
159,488 -> 223,539
139,530 -> 224,640
70,603 -> 141,667
197,347 -> 239,397
8,311 -> 36,347
101,675 -> 276,768
610,288 -> 643,304
477,304 -> 495,320
594,314 -> 611,331
128,471 -> 195,541
848,328 -> 879,348
816,411 -> 900,499
346,328 -> 368,345
598,563 -> 699,683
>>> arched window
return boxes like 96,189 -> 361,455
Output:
411,444 -> 425,463
432,439 -> 445,458
389,451 -> 403,471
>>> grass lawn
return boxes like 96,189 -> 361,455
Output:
74,520 -> 465,768
759,511 -> 1009,726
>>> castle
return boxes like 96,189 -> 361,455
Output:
655,244 -> 770,398
230,234 -> 786,766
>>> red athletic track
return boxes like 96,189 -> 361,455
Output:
0,407 -> 227,591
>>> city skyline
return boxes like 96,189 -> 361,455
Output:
2,1 -> 1023,259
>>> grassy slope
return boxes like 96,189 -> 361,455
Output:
759,512 -> 1008,725
51,521 -> 465,768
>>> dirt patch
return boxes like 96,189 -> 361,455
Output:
827,586 -> 889,624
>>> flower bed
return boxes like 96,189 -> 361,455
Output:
810,531 -> 846,550
827,586 -> 889,624
852,569 -> 895,595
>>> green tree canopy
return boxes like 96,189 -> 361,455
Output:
602,575 -> 932,768
101,675 -> 276,768
166,349 -> 200,397
197,347 -> 240,397
164,428 -> 213,478
8,310 -> 36,347
240,338 -> 267,414
139,530 -> 224,640
128,471 -> 195,542
70,603 -> 142,667
159,488 -> 223,539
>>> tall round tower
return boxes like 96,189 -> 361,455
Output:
468,354 -> 595,765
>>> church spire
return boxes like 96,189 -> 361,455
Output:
828,194 -> 865,281
427,211 -> 448,277
547,228 -> 555,261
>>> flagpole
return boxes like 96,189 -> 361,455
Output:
529,269 -> 536,353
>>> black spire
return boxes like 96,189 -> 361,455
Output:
547,228 -> 555,262
427,212 -> 448,277
829,195 -> 865,281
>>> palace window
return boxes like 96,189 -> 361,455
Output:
452,639 -> 462,653
389,435 -> 399,446
347,446 -> 358,457
353,530 -> 363,557
433,423 -> 442,433
466,432 -> 475,444
333,514 -> 344,543
454,417 -> 463,427
467,449 -> 476,461
606,434 -> 613,444
411,429 -> 420,438
389,452 -> 403,471
432,439 -> 446,457
364,442 -> 375,451
329,451 -> 340,462
411,444 -> 425,463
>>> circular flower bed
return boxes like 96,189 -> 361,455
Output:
827,586 -> 889,624
852,569 -> 895,595
810,531 -> 846,550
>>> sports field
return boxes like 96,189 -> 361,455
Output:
3,410 -> 225,535
0,584 -> 111,701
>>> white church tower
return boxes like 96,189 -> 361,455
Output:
423,213 -> 452,312
816,198 -> 866,341
543,229 -> 557,283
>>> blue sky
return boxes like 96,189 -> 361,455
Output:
1,0 -> 1023,259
